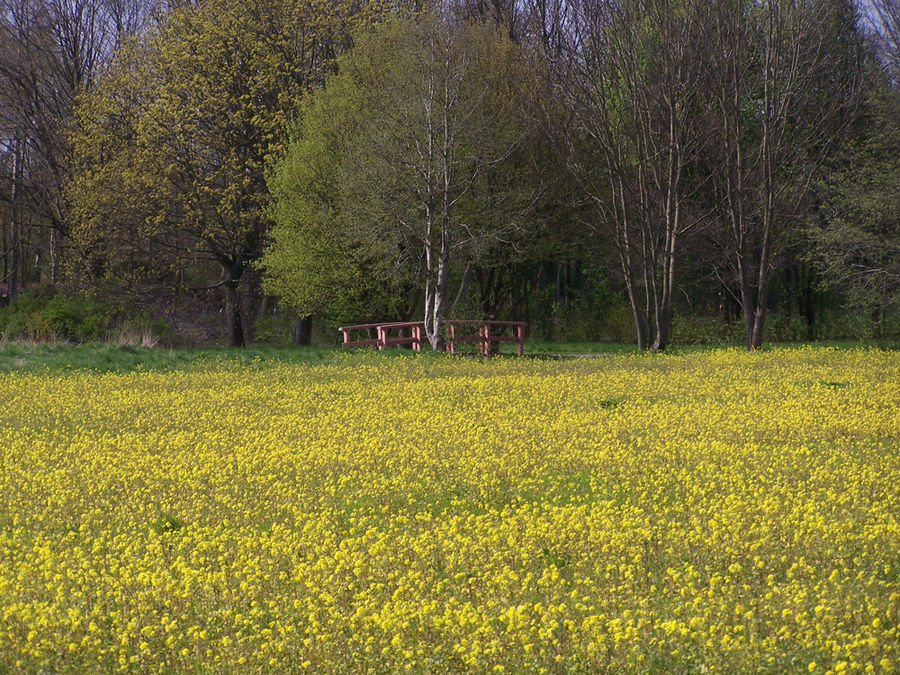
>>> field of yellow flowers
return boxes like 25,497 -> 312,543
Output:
1,346 -> 898,672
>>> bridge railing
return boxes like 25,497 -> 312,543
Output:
338,320 -> 527,355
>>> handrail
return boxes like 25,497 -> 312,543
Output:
339,320 -> 527,355
338,323 -> 384,348
377,322 -> 426,352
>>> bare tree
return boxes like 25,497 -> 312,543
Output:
0,0 -> 157,295
871,0 -> 899,80
549,0 -> 708,350
698,0 -> 862,348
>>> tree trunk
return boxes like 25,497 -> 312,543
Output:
426,223 -> 450,351
49,228 -> 59,286
293,309 -> 312,346
750,306 -> 766,350
224,281 -> 245,348
652,316 -> 671,352
740,278 -> 755,350
450,263 -> 471,315
222,255 -> 246,347
9,138 -> 22,300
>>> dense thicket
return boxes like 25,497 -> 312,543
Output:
1,0 -> 897,348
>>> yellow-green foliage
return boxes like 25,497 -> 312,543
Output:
1,348 -> 898,672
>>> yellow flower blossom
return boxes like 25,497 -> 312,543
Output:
0,347 -> 897,671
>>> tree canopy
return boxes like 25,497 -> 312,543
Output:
0,0 -> 895,347
67,0 -> 391,345
262,13 -> 545,347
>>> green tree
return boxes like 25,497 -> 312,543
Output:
262,105 -> 416,326
810,76 -> 900,335
263,13 -> 540,349
68,0 -> 384,345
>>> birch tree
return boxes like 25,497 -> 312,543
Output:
264,14 -> 535,349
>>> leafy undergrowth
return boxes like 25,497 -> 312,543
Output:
1,347 -> 898,672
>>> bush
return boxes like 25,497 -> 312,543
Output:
765,313 -> 810,343
547,298 -> 605,342
253,312 -> 295,346
0,288 -> 55,340
41,293 -> 117,341
0,289 -> 117,343
599,303 -> 636,343
671,316 -> 744,345
814,310 -> 900,341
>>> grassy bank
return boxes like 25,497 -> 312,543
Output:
1,338 -> 895,373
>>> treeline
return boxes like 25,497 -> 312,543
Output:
1,0 -> 898,349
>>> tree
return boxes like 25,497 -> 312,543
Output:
808,25 -> 900,335
262,107 -> 418,327
871,0 -> 899,82
263,13 -> 539,349
0,0 -> 158,294
69,0 -> 385,346
696,0 -> 862,348
548,0 -> 709,351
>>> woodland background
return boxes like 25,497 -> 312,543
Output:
1,0 -> 898,350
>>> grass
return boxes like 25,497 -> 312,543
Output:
0,341 -> 338,373
0,337 -> 895,373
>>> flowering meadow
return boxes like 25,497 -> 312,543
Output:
1,347 -> 898,673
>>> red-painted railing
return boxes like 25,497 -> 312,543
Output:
338,320 -> 527,355
337,323 -> 383,348
377,322 -> 426,352
447,320 -> 527,356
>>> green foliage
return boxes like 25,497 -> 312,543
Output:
252,312 -> 295,347
527,266 -> 634,343
262,14 -> 544,326
68,0 -> 395,344
670,316 -> 746,346
670,315 -> 819,346
261,103 -> 409,322
0,289 -> 55,340
813,310 -> 900,341
668,312 -> 900,345
810,83 -> 900,315
0,289 -> 117,342
51,0 -> 891,348
150,514 -> 185,535
40,294 -> 116,342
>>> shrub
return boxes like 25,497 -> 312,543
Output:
253,311 -> 295,346
670,315 -> 744,345
40,293 -> 117,341
0,289 -> 117,343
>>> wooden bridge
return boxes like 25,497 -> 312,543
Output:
338,320 -> 527,356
